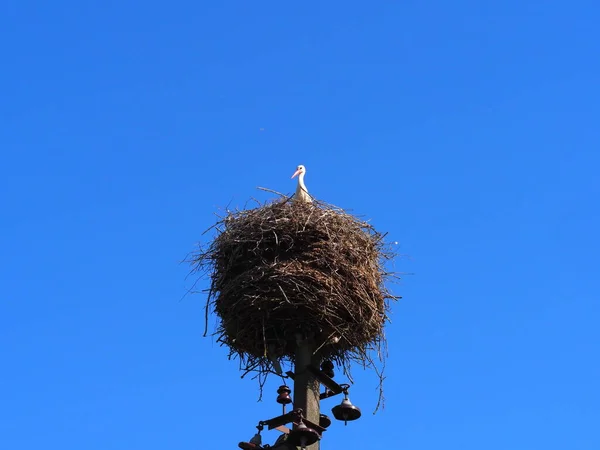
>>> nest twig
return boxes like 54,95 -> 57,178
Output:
189,196 -> 400,410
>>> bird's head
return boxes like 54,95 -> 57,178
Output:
291,164 -> 307,179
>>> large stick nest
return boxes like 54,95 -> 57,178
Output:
190,198 -> 399,397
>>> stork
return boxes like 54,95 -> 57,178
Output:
291,164 -> 312,203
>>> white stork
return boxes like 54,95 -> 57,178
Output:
291,164 -> 312,203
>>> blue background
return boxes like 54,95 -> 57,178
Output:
1,1 -> 599,449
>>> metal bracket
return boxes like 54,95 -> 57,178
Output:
306,365 -> 344,395
261,409 -> 326,435
262,410 -> 300,430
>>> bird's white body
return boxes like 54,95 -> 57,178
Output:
291,165 -> 312,203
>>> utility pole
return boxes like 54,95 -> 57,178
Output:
293,338 -> 321,450
240,338 -> 360,450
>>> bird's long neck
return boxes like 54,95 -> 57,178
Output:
296,173 -> 307,192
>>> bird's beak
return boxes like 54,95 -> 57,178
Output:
291,169 -> 301,179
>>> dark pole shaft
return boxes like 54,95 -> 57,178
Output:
294,340 -> 321,450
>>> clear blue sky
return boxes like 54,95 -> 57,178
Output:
1,1 -> 599,449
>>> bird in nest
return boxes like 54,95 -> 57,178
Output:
291,164 -> 312,203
